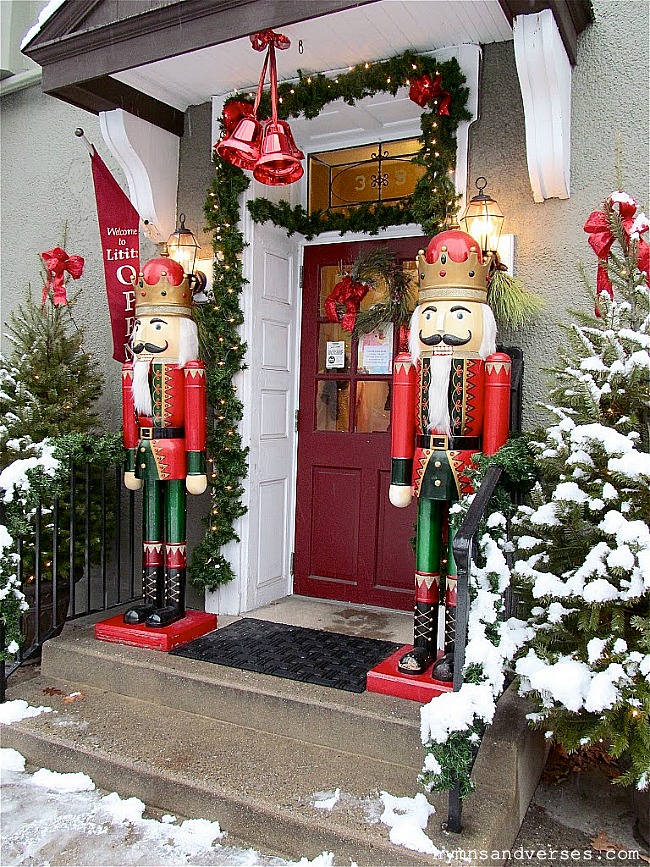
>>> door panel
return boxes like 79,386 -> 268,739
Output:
294,237 -> 425,610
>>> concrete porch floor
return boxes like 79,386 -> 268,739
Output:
216,594 -> 414,644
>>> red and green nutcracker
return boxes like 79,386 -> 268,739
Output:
390,229 -> 511,681
121,256 -> 207,628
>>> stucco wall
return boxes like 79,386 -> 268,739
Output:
0,83 -> 157,432
1,1 -> 648,438
469,0 -> 649,428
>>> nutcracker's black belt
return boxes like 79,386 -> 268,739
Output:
417,434 -> 481,450
139,427 -> 185,439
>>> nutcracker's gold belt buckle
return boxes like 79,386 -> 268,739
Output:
140,428 -> 153,439
429,435 -> 449,449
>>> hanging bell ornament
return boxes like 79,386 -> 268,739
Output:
252,42 -> 304,186
254,119 -> 304,185
215,51 -> 269,170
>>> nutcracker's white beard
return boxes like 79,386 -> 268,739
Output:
408,303 -> 497,436
132,359 -> 153,416
427,353 -> 453,436
131,319 -> 199,416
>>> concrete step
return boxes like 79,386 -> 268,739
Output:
4,672 -> 440,865
39,623 -> 423,769
3,615 -> 548,864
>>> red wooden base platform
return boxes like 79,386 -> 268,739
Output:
94,609 -> 217,652
366,645 -> 454,702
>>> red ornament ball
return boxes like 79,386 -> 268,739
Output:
222,99 -> 255,134
142,257 -> 185,286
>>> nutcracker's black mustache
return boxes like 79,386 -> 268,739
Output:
133,341 -> 169,354
419,331 -> 471,347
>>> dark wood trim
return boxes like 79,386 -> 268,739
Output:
47,77 -> 185,137
498,0 -> 594,65
26,0 -> 378,90
26,0 -> 104,43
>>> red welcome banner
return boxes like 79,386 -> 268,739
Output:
90,150 -> 140,362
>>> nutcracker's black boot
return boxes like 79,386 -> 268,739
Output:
124,564 -> 164,624
146,567 -> 186,628
431,601 -> 456,683
398,601 -> 437,674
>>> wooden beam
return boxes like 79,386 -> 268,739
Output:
25,0 -> 378,90
499,0 -> 593,65
47,77 -> 185,137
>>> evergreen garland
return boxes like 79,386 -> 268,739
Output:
196,50 -> 470,591
243,52 -> 471,238
190,159 -> 250,591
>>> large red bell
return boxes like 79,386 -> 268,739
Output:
215,115 -> 264,171
253,119 -> 304,185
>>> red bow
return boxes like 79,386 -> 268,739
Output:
408,72 -> 451,115
250,30 -> 291,52
583,194 -> 648,315
41,247 -> 85,306
324,276 -> 370,332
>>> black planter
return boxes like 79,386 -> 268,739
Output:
21,580 -> 71,651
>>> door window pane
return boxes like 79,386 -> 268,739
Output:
316,380 -> 350,431
355,381 -> 391,433
318,323 -> 352,373
319,265 -> 349,317
357,325 -> 393,374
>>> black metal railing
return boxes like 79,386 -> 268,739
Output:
0,462 -> 141,700
446,464 -> 503,833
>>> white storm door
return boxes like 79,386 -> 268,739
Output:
246,227 -> 299,609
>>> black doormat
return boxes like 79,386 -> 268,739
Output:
170,618 -> 401,693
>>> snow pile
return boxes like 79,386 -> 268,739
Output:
379,792 -> 440,856
313,788 -> 341,811
0,699 -> 52,725
30,767 -> 96,793
1,746 -> 342,866
0,440 -> 60,504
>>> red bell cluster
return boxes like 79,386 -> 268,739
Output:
215,30 -> 304,186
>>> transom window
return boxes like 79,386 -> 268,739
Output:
308,138 -> 425,216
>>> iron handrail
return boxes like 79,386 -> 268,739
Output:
446,464 -> 503,833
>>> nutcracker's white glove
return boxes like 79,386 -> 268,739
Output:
389,484 -> 413,508
124,471 -> 143,491
186,474 -> 208,495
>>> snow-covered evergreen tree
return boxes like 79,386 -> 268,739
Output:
513,192 -> 650,790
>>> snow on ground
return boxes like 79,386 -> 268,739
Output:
1,701 -> 442,865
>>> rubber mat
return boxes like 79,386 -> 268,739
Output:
170,618 -> 401,693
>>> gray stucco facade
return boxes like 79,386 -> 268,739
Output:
3,1 -> 646,438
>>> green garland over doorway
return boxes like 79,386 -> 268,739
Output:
192,50 -> 470,591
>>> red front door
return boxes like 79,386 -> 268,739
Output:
294,237 -> 425,610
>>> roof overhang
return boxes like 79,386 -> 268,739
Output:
22,0 -> 592,137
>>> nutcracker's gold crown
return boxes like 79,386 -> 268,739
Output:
417,229 -> 490,305
133,257 -> 193,318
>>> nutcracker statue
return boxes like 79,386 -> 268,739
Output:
389,229 -> 511,681
121,256 -> 207,628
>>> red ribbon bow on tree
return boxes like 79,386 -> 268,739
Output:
583,193 -> 650,315
250,29 -> 291,52
324,275 -> 370,332
40,246 -> 85,306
